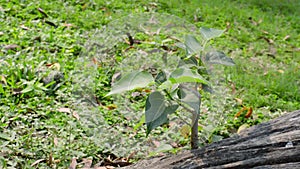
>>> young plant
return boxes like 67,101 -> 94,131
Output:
106,27 -> 235,149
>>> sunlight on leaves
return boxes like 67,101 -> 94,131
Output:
106,71 -> 154,96
170,68 -> 209,84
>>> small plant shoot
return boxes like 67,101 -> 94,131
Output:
107,26 -> 235,149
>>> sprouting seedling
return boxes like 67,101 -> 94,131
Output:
106,27 -> 235,149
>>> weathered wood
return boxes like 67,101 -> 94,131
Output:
122,110 -> 300,169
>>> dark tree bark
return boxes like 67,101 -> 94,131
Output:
122,110 -> 300,169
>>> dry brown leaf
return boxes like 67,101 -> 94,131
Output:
237,124 -> 250,134
63,23 -> 74,28
235,98 -> 243,105
225,22 -> 231,32
127,151 -> 136,161
92,57 -> 101,68
283,35 -> 290,41
54,159 -> 61,163
69,157 -> 77,169
234,107 -> 247,118
170,142 -> 179,148
81,158 -> 93,168
37,8 -> 48,17
72,111 -> 80,120
245,107 -> 253,118
261,30 -> 269,34
53,137 -> 58,146
152,140 -> 160,148
264,37 -> 274,44
230,82 -> 236,94
47,153 -> 53,166
105,104 -> 117,110
20,25 -> 30,30
58,107 -> 71,113
111,72 -> 121,85
169,121 -> 176,128
31,159 -> 45,167
0,75 -> 7,85
57,107 -> 80,121
4,44 -> 19,50
47,63 -> 61,70
143,89 -> 152,93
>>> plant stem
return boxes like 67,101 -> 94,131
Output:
193,84 -> 201,149
178,84 -> 201,149
163,87 -> 201,149
191,110 -> 199,149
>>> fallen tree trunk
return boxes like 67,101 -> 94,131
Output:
122,110 -> 300,169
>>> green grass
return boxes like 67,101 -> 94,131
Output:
0,0 -> 299,168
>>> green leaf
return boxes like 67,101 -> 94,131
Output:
165,104 -> 179,115
200,27 -> 224,41
205,51 -> 235,66
21,86 -> 34,93
178,56 -> 198,68
36,82 -> 48,91
106,71 -> 154,96
155,71 -> 167,84
145,91 -> 167,136
185,35 -> 203,55
158,80 -> 173,91
175,42 -> 186,50
0,84 -> 4,94
0,133 -> 11,141
177,86 -> 201,114
169,68 -> 209,85
133,114 -> 145,131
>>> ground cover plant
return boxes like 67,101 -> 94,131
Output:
0,0 -> 299,168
